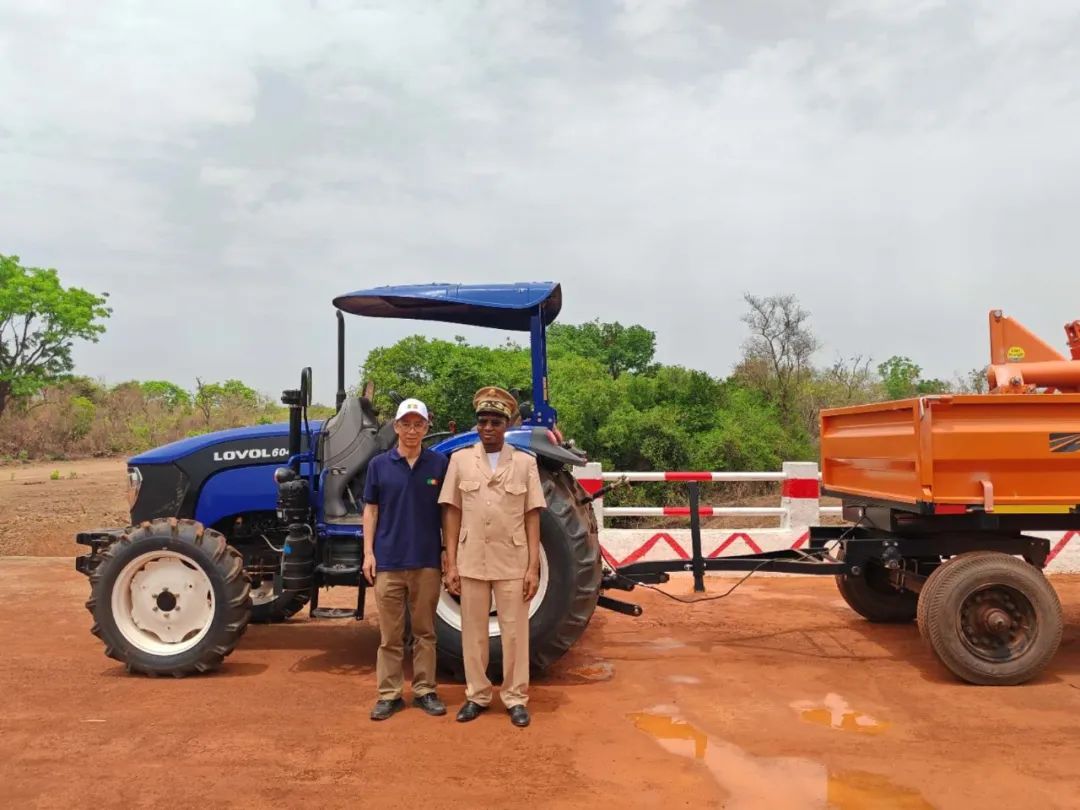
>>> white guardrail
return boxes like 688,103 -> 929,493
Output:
570,461 -> 1080,574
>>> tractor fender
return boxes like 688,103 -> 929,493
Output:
431,426 -> 586,467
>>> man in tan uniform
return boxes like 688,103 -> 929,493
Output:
440,386 -> 547,728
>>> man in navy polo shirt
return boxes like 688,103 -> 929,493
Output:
362,397 -> 449,721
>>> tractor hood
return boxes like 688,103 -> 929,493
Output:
332,282 -> 562,331
130,422 -> 323,465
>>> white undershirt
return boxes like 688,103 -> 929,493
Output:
487,451 -> 500,471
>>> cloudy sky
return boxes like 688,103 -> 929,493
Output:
3,0 -> 1080,403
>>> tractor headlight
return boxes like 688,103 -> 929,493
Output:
126,466 -> 143,509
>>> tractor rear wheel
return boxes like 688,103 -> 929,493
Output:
435,466 -> 601,678
86,518 -> 251,677
917,551 -> 1062,685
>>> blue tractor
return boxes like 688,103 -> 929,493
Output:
76,282 -> 604,677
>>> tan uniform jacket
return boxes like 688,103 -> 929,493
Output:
438,443 -> 547,580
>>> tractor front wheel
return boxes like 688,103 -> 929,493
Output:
86,519 -> 251,677
435,466 -> 601,678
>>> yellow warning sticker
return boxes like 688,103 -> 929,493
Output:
1006,346 -> 1026,361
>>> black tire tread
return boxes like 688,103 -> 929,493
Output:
835,552 -> 918,624
530,467 -> 602,670
917,551 -> 1062,686
85,518 -> 251,677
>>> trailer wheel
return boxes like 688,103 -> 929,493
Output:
917,552 -> 1062,685
435,466 -> 601,678
835,554 -> 917,623
85,519 -> 251,677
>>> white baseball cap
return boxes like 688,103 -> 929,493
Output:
394,398 -> 430,422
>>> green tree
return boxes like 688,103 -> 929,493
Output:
194,378 -> 260,424
548,320 -> 656,379
0,255 -> 111,417
140,380 -> 192,410
877,356 -> 950,399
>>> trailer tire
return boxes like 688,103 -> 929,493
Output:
85,519 -> 251,677
836,555 -> 918,623
435,466 -> 601,679
917,551 -> 1062,685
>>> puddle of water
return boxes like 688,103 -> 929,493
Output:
629,711 -> 709,758
828,771 -> 933,809
566,661 -> 614,681
668,674 -> 702,685
627,706 -> 924,810
791,693 -> 889,735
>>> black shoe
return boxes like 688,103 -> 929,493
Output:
370,697 -> 405,721
508,705 -> 530,728
414,693 -> 447,716
456,701 -> 489,723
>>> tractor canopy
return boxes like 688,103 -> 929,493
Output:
332,282 -> 562,331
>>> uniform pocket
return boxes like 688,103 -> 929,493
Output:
512,530 -> 527,547
458,528 -> 468,546
458,480 -> 480,504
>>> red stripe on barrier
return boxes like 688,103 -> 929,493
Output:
1045,531 -> 1078,565
791,531 -> 810,550
781,478 -> 820,498
708,533 -> 763,556
665,472 -> 714,481
576,478 -> 603,495
662,506 -> 715,517
604,532 -> 691,567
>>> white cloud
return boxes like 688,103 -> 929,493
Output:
2,0 -> 1080,402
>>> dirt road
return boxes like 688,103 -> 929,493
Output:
5,458 -> 1080,808
4,555 -> 1080,809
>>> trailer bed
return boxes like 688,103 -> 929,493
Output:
820,394 -> 1080,512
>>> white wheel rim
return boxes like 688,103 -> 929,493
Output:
436,546 -> 550,636
110,550 -> 216,656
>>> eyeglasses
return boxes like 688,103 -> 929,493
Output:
477,417 -> 507,428
397,423 -> 428,433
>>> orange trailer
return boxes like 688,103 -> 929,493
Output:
810,310 -> 1080,686
821,393 -> 1080,514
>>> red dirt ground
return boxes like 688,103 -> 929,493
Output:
4,459 -> 1080,808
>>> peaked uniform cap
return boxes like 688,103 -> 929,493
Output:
472,386 -> 517,418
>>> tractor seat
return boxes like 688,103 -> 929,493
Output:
320,396 -> 386,518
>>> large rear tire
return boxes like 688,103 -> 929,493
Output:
86,518 -> 251,677
916,551 -> 1062,685
835,551 -> 918,623
435,466 -> 601,678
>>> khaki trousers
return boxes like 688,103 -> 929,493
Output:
374,568 -> 441,700
461,576 -> 529,708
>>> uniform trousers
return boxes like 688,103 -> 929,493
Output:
460,576 -> 530,708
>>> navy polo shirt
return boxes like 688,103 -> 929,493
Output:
362,446 -> 449,572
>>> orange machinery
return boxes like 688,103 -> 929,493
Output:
614,309 -> 1079,686
821,310 -> 1080,517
